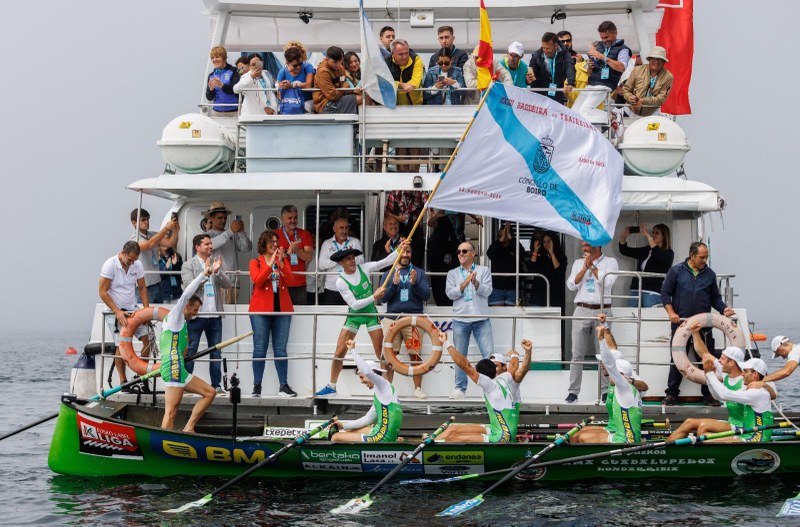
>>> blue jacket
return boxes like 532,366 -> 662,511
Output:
205,64 -> 240,112
380,265 -> 431,315
660,259 -> 727,322
422,66 -> 465,105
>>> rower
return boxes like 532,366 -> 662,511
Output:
330,339 -> 403,442
667,322 -> 747,440
757,335 -> 799,384
571,324 -> 644,443
315,240 -> 410,397
703,357 -> 775,442
160,258 -> 220,432
436,331 -> 532,443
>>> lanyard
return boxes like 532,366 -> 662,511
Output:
283,227 -> 300,244
332,238 -> 350,251
399,264 -> 413,285
548,50 -> 558,78
459,264 -> 475,280
646,73 -> 658,97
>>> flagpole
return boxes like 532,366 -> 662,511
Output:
379,81 -> 497,288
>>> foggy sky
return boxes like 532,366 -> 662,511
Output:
2,0 -> 797,337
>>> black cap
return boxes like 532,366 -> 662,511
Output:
330,248 -> 363,262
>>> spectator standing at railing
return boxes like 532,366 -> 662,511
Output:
446,241 -> 494,399
487,222 -> 525,306
379,26 -> 395,60
428,209 -> 481,306
235,56 -> 249,77
529,32 -> 575,105
380,244 -> 431,399
557,31 -> 583,62
205,46 -> 241,116
571,21 -> 631,123
181,234 -> 232,395
386,39 -> 424,106
422,48 -> 466,106
158,243 -> 183,303
233,53 -> 278,116
371,215 -> 404,267
622,46 -> 674,117
385,190 -> 427,267
500,42 -> 534,89
248,229 -> 297,398
130,208 -> 178,305
313,46 -> 363,114
528,231 -> 567,309
277,46 -> 315,114
660,241 -> 735,406
343,51 -> 361,88
619,223 -> 673,308
276,204 -> 314,306
564,241 -> 619,403
318,217 -> 364,305
205,201 -> 252,304
426,26 -> 469,70
462,44 -> 513,105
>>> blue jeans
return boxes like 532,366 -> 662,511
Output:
488,288 -> 516,306
185,316 -> 222,387
250,314 -> 292,386
627,290 -> 662,308
452,319 -> 495,392
136,283 -> 163,304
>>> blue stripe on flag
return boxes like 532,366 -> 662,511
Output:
486,84 -> 611,245
377,76 -> 396,109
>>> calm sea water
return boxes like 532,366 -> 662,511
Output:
1,330 -> 799,526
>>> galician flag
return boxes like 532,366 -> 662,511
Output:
475,0 -> 494,90
430,83 -> 623,246
360,0 -> 396,109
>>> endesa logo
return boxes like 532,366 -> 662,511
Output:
77,413 -> 143,459
150,432 -> 273,465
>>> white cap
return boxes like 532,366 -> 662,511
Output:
771,335 -> 790,358
595,349 -> 623,361
508,41 -> 524,57
364,360 -> 387,373
721,346 -> 745,368
741,358 -> 768,377
615,359 -> 634,378
491,353 -> 510,365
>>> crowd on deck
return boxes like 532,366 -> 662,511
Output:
205,21 -> 675,131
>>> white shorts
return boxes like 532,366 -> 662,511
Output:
163,373 -> 194,389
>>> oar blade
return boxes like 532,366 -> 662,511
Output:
778,493 -> 800,517
436,496 -> 484,517
162,494 -> 213,513
330,495 -> 373,514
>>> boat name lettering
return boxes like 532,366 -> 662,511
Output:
600,457 -> 716,466
150,432 -> 272,465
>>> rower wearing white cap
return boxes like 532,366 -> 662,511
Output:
667,322 -> 748,440
330,340 -> 403,443
757,336 -> 799,384
572,323 -> 645,443
703,357 -> 775,442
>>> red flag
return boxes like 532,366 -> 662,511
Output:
656,0 -> 693,115
476,0 -> 494,89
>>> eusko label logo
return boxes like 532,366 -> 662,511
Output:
77,413 -> 143,459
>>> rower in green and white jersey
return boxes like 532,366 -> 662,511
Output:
437,332 -> 533,443
704,357 -> 775,442
331,339 -> 403,443
572,325 -> 645,443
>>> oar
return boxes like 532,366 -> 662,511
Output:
518,429 -> 673,441
0,331 -> 253,441
436,416 -> 593,517
778,489 -> 800,517
421,420 -> 797,496
164,416 -> 336,513
518,418 -> 667,430
331,416 -> 455,514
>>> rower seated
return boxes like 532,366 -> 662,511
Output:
571,324 -> 644,444
436,332 -> 532,443
330,340 -> 403,443
703,357 -> 775,442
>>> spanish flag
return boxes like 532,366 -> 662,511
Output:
475,0 -> 494,90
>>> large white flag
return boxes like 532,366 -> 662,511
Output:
430,83 -> 623,246
360,1 -> 396,109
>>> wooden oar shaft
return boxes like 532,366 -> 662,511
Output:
366,416 -> 454,497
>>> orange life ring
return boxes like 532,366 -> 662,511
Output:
382,316 -> 443,376
118,306 -> 169,376
670,313 -> 746,384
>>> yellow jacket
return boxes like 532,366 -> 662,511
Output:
390,55 -> 424,105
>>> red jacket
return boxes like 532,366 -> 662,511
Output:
249,255 -> 295,312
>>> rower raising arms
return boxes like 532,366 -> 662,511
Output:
704,357 -> 775,442
437,332 -> 530,443
331,340 -> 403,443
160,258 -> 220,432
667,322 -> 748,440
572,324 -> 643,444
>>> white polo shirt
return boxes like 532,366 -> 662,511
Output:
100,255 -> 145,309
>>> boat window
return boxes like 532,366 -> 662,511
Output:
305,204 -> 363,249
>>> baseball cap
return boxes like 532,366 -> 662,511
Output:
363,360 -> 387,373
615,359 -> 634,378
508,41 -> 524,57
741,358 -> 768,377
721,346 -> 745,368
491,353 -> 509,365
771,335 -> 790,358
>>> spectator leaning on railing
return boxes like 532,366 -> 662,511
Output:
529,32 -> 576,105
423,47 -> 466,106
313,46 -> 363,114
205,46 -> 240,115
622,46 -> 674,117
233,53 -> 278,116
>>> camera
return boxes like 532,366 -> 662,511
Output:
628,226 -> 640,234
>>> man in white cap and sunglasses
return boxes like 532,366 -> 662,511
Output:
757,336 -> 800,384
500,41 -> 534,88
622,46 -> 674,117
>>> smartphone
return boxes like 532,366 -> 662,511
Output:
628,226 -> 640,234
235,214 -> 243,222
171,212 -> 178,221
437,75 -> 445,83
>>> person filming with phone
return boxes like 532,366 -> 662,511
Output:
422,48 -> 465,105
618,223 -> 673,307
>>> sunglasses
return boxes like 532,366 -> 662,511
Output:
288,61 -> 302,68
437,61 -> 451,66
560,39 -> 572,44
457,249 -> 472,255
